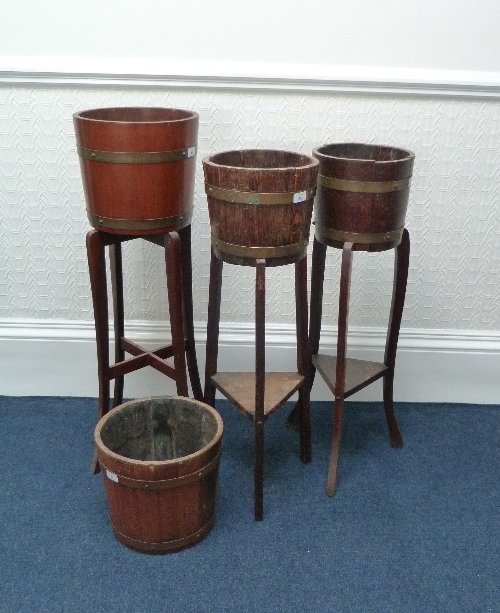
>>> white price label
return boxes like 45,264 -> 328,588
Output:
293,191 -> 307,203
106,470 -> 119,483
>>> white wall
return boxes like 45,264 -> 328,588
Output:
2,0 -> 500,79
1,1 -> 500,402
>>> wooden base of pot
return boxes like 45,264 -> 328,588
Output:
318,230 -> 409,496
204,247 -> 311,521
86,225 -> 203,475
288,229 -> 410,496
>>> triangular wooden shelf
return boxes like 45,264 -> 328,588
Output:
211,372 -> 304,420
313,354 -> 389,398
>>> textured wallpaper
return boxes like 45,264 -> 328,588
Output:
1,85 -> 499,330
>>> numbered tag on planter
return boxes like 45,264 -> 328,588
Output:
293,191 -> 307,203
106,470 -> 119,483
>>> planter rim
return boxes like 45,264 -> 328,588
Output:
73,106 -> 198,125
94,396 -> 223,467
313,142 -> 415,164
203,148 -> 319,171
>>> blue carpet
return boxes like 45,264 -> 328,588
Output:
1,396 -> 499,613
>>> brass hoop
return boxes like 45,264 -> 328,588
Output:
205,185 -> 316,205
87,209 -> 193,232
100,450 -> 221,491
318,175 -> 411,194
77,144 -> 196,164
212,238 -> 308,259
315,225 -> 404,245
112,516 -> 215,552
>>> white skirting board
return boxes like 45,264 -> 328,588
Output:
0,319 -> 499,404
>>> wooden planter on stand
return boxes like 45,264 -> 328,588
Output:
309,142 -> 414,496
74,107 -> 203,474
74,106 -> 198,235
203,149 -> 318,520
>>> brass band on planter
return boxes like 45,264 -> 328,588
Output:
206,185 -> 316,205
315,224 -> 404,245
318,175 -> 411,194
112,517 -> 215,553
100,450 -> 221,491
87,208 -> 193,232
212,237 -> 309,259
77,144 -> 196,164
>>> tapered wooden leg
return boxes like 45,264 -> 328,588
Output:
308,236 -> 327,389
254,259 -> 266,521
86,230 -> 111,475
254,420 -> 264,522
287,236 -> 327,429
165,231 -> 189,397
326,242 -> 353,497
179,225 -> 203,401
110,241 -> 125,408
295,255 -> 312,463
383,228 -> 410,448
204,248 -> 223,407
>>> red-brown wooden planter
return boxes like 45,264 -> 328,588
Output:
74,107 -> 198,235
203,149 -> 318,264
312,143 -> 415,252
94,396 -> 223,554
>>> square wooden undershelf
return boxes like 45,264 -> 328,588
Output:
313,354 -> 389,398
211,372 -> 304,420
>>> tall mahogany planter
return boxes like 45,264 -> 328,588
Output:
203,149 -> 318,520
73,107 -> 198,235
309,142 -> 414,497
95,396 -> 223,554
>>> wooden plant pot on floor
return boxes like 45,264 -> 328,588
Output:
95,396 -> 223,554
203,149 -> 318,521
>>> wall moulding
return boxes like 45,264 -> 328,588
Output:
1,319 -> 499,403
2,57 -> 500,98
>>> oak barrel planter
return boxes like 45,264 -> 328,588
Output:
94,396 -> 223,554
203,149 -> 319,265
312,143 -> 415,252
74,107 -> 198,235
